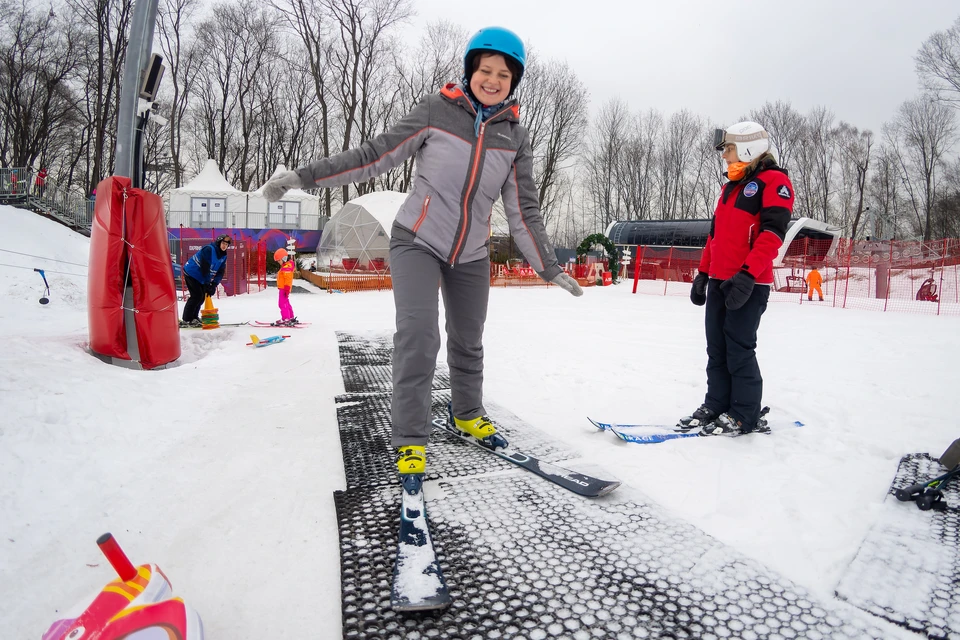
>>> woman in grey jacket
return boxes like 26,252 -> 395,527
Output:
262,26 -> 582,475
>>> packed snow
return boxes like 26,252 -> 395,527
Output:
1,204 -> 957,638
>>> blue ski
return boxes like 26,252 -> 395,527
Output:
391,474 -> 451,611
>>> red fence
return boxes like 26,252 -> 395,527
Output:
624,239 -> 960,316
171,227 -> 267,299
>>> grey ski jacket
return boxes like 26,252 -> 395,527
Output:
295,84 -> 562,281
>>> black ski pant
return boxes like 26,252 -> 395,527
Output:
182,275 -> 206,322
703,278 -> 769,429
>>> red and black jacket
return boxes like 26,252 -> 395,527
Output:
698,158 -> 794,285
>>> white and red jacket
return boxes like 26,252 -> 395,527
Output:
698,159 -> 795,285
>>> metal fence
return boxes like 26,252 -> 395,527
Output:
166,210 -> 323,231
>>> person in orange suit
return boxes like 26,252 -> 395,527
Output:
274,248 -> 297,325
807,266 -> 823,301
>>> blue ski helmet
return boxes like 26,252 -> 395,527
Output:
464,26 -> 526,96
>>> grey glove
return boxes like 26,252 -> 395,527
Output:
262,170 -> 303,202
551,272 -> 583,297
690,272 -> 708,306
720,270 -> 755,310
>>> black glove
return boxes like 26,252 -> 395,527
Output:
690,272 -> 708,306
719,271 -> 755,310
205,283 -> 217,296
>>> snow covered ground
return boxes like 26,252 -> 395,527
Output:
2,204 -> 958,638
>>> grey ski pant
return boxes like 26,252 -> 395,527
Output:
389,225 -> 489,447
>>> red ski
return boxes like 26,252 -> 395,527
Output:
253,320 -> 311,328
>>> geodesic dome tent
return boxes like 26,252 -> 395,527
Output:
316,191 -> 408,270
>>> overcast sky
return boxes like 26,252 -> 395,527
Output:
400,0 -> 959,136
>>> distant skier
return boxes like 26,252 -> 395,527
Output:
181,234 -> 230,327
806,266 -> 823,301
260,26 -> 583,474
681,121 -> 795,436
273,248 -> 298,326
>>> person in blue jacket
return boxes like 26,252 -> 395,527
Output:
181,234 -> 230,327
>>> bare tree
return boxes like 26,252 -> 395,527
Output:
273,0 -> 335,216
0,1 -> 81,169
790,107 -> 835,223
929,157 -> 960,238
156,0 -> 201,187
324,0 -> 412,205
868,145 -> 907,239
389,20 -> 465,192
195,0 -> 281,190
746,100 -> 804,170
657,109 -> 703,219
514,55 -> 589,228
64,0 -> 134,194
833,122 -> 873,238
583,98 -> 629,231
616,108 -> 661,221
885,95 -> 958,240
916,16 -> 960,106
688,123 -> 724,219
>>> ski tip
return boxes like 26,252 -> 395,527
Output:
595,481 -> 621,496
390,595 -> 452,612
587,417 -> 609,431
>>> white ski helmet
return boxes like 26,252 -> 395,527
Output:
713,121 -> 770,161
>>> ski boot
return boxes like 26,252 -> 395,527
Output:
701,407 -> 770,436
676,404 -> 719,433
396,445 -> 426,475
447,404 -> 509,450
699,412 -> 747,436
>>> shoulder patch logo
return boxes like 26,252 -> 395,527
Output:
743,182 -> 759,197
777,185 -> 791,199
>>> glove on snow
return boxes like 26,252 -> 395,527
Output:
690,272 -> 708,306
262,170 -> 302,203
719,271 -> 755,310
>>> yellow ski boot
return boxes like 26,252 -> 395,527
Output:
453,415 -> 497,439
451,412 -> 509,449
396,445 -> 426,475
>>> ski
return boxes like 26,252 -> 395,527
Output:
589,419 -> 699,445
391,474 -> 451,612
252,320 -> 311,328
432,408 -> 620,498
179,321 -> 249,329
590,409 -> 804,445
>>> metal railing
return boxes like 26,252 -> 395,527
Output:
165,210 -> 322,231
0,167 -> 92,232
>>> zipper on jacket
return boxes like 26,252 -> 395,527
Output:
413,195 -> 431,232
451,121 -> 487,266
448,104 -> 515,267
748,223 -> 755,248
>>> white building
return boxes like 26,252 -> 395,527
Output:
166,160 -> 321,231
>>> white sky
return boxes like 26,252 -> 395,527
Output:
402,0 -> 960,135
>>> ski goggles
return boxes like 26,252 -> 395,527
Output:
713,128 -> 769,151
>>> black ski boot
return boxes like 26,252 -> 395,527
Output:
702,407 -> 771,436
676,404 -> 719,433
699,412 -> 744,436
